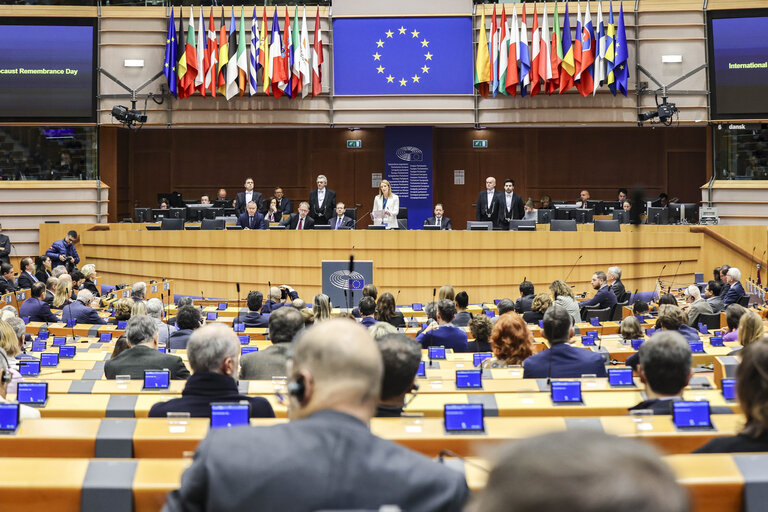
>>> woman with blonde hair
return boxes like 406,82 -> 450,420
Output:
549,280 -> 581,326
438,284 -> 455,302
131,300 -> 147,317
108,298 -> 134,325
372,179 -> 399,229
81,264 -> 100,297
482,312 -> 535,369
733,310 -> 765,355
52,278 -> 73,309
523,293 -> 552,324
313,294 -> 332,323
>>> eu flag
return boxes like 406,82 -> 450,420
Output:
332,17 -> 473,95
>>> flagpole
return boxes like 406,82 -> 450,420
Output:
472,3 -> 479,129
327,4 -> 334,127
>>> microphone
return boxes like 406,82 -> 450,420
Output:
396,290 -> 401,304
546,349 -> 553,387
236,282 -> 241,311
668,261 -> 682,294
201,290 -> 206,302
161,293 -> 170,347
749,246 -> 756,282
39,368 -> 76,376
437,449 -> 490,473
354,211 -> 373,226
66,302 -> 75,343
564,255 -> 582,284
656,264 -> 667,292
347,255 -> 355,311
432,288 -> 436,305
402,383 -> 420,410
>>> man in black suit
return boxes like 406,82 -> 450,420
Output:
424,203 -> 452,230
607,266 -> 626,300
331,202 -> 354,230
0,223 -> 10,266
0,263 -> 17,295
308,174 -> 336,225
476,176 -> 502,227
376,333 -> 422,417
579,271 -> 618,313
235,291 -> 269,328
18,282 -> 59,323
281,202 -> 315,230
16,257 -> 39,290
237,201 -> 267,230
234,177 -> 264,215
44,277 -> 57,305
496,178 -> 525,229
240,305 -> 305,380
274,186 -> 293,215
514,281 -> 535,314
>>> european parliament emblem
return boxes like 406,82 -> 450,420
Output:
332,17 -> 473,95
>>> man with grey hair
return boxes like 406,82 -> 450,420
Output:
240,306 -> 304,380
260,284 -> 299,314
308,173 -> 336,225
468,431 -> 689,512
164,319 -> 468,512
131,281 -> 147,303
723,267 -> 746,306
51,266 -> 68,279
606,266 -> 625,300
237,200 -> 267,230
61,289 -> 106,325
104,315 -> 189,380
149,324 -> 273,418
683,284 -> 713,326
281,201 -> 316,230
146,298 -> 177,346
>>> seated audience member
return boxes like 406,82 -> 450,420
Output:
696,336 -> 768,453
70,270 -> 85,294
452,291 -> 472,327
723,267 -> 746,306
313,294 -> 332,323
273,186 -> 292,215
0,350 -> 40,419
416,299 -> 468,353
240,306 -> 305,380
132,300 -> 147,318
523,198 -> 537,220
523,305 -> 607,378
19,282 -> 59,323
52,278 -> 73,309
718,264 -> 731,297
298,307 -> 315,326
629,331 -> 731,415
481,312 -> 534,369
713,266 -> 723,283
280,201 -> 315,230
80,264 -> 100,297
131,281 -> 147,303
468,315 -> 492,353
150,325 -> 274,419
146,298 -> 177,347
539,195 -> 553,209
375,292 -> 405,328
261,285 -> 299,314
657,293 -> 678,307
622,200 -> 631,211
16,257 -> 38,290
424,203 -> 452,230
732,311 -> 765,356
352,283 -> 377,318
617,188 -> 628,202
264,196 -> 281,223
236,291 -> 268,328
110,335 -> 130,359
238,201 -> 267,230
44,277 -> 57,305
164,320 -> 469,512
575,189 -> 591,208
723,304 -> 747,342
705,280 -> 724,313
469,431 -> 688,512
550,280 -> 581,326
104,315 -> 190,380
45,230 -> 79,269
579,271 -> 618,316
200,195 -> 211,205
369,321 -> 398,341
606,266 -> 625,300
625,304 -> 699,369
35,255 -> 53,284
168,305 -> 202,349
632,300 -> 650,316
496,298 -> 515,317
331,202 -> 354,229
683,284 -> 713,326
522,293 -> 551,325
515,280 -> 535,314
358,296 -> 377,328
619,316 -> 644,342
0,263 -> 17,294
438,284 -> 455,302
108,298 -> 134,325
375,333 -> 422,417
0,322 -> 23,391
61,289 -> 106,325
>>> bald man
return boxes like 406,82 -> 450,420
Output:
164,320 -> 468,512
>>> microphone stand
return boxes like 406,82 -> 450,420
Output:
667,260 -> 683,294
564,255 -> 582,284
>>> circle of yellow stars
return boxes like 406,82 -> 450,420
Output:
373,25 -> 433,87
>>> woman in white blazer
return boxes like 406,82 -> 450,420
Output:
373,179 -> 399,229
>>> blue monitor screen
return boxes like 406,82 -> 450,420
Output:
0,403 -> 19,431
206,312 -> 218,321
19,360 -> 40,376
710,336 -> 724,347
589,317 -> 601,326
37,331 -> 49,340
157,347 -> 166,354
631,339 -> 644,350
689,341 -> 705,353
443,403 -> 484,432
412,303 -> 423,311
428,346 -> 446,360
143,370 -> 170,389
218,302 -> 228,310
608,368 -> 634,386
455,370 -> 482,389
65,319 -> 77,327
233,323 -> 245,333
52,336 -> 66,347
241,346 -> 259,355
586,330 -> 599,339
210,403 -> 250,429
673,401 -> 711,428
646,328 -> 656,336
100,333 -> 113,342
551,381 -> 582,403
31,341 -> 46,352
237,335 -> 249,345
473,352 -> 492,367
581,335 -> 596,346
117,320 -> 127,329
722,378 -> 737,400
485,311 -> 495,318
417,360 -> 426,377
58,345 -> 75,358
17,382 -> 47,405
40,352 -> 59,367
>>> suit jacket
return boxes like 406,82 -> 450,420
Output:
281,214 -> 315,230
35,269 -> 51,284
707,295 -> 725,314
44,289 -> 54,306
168,329 -> 195,350
330,215 -> 354,230
0,234 -> 9,265
234,191 -> 264,215
104,344 -> 190,380
148,372 -> 274,418
237,212 -> 267,230
309,188 -> 336,225
0,277 -> 16,295
719,282 -> 731,297
515,294 -> 535,314
453,311 -> 472,327
239,344 -> 292,380
60,299 -> 106,325
16,271 -> 38,291
611,279 -> 626,300
687,298 -> 714,326
522,342 -> 608,378
276,197 -> 293,215
580,284 -> 618,310
19,297 -> 59,323
82,279 -> 100,297
424,216 -> 452,230
629,397 -> 732,415
496,192 -> 525,228
46,239 -> 80,268
373,194 -> 400,229
723,281 -> 746,306
236,311 -> 269,328
360,316 -> 377,328
476,189 -> 503,225
162,410 -> 469,512
416,324 -> 469,353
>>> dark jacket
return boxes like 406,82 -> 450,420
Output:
331,215 -> 354,229
476,189 -> 503,225
46,239 -> 80,268
16,271 -> 39,291
104,344 -> 190,380
452,311 -> 472,327
19,297 -> 59,323
168,329 -> 195,350
0,234 -> 9,265
416,324 -> 469,353
236,311 -> 269,328
60,299 -> 106,325
523,342 -> 607,378
237,212 -> 267,230
723,281 -> 746,306
579,284 -> 618,310
35,269 -> 51,284
82,279 -> 100,297
0,276 -> 17,295
515,294 -> 535,314
308,188 -> 337,224
423,216 -> 452,230
695,432 -> 768,453
239,344 -> 292,380
280,213 -> 315,230
360,316 -> 377,328
234,190 -> 264,215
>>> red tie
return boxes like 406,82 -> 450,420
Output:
298,218 -> 304,230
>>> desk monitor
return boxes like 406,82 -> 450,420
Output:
237,335 -> 250,345
612,209 -> 630,224
241,346 -> 259,355
158,347 -> 167,354
466,221 -> 493,231
444,403 -> 485,433
52,336 -> 66,347
117,321 -> 127,330
186,204 -> 213,222
536,209 -> 552,224
581,335 -> 596,346
572,208 -> 594,224
608,368 -> 635,387
585,200 -> 603,214
412,303 -> 423,311
417,360 -> 426,378
37,331 -> 49,340
428,346 -> 446,360
473,352 -> 492,367
554,205 -> 577,221
631,339 -> 645,350
423,224 -> 441,231
689,341 -> 705,353
217,302 -> 228,310
207,312 -> 218,321
233,322 -> 245,333
143,370 -> 170,389
212,200 -> 230,209
17,382 -> 48,406
210,403 -> 250,429
722,378 -> 737,400
455,370 -> 483,389
31,341 -> 46,352
58,345 -> 76,358
602,201 -> 622,213
647,207 -> 669,225
551,381 -> 583,403
134,208 -> 152,223
0,403 -> 20,433
100,332 -> 113,342
673,401 -> 713,429
19,360 -> 40,377
40,352 -> 59,367
368,225 -> 386,230
509,220 -> 536,231
314,224 -> 332,230
203,207 -> 225,220
709,336 -> 724,347
668,203 -> 698,224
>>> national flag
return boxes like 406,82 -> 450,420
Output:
163,9 -> 177,98
519,4 -> 531,97
505,5 -> 519,96
225,8 -> 238,100
237,7 -> 248,96
299,7 -> 312,98
593,1 -> 606,95
559,2 -> 575,94
577,2 -> 596,97
614,1 -> 629,97
474,8 -> 491,98
573,3 -> 583,83
540,1 -> 553,92
249,8 -> 259,96
291,7 -> 302,97
490,5 -> 499,97
281,8 -> 293,98
269,8 -> 287,99
196,7 -> 206,96
605,2 -> 617,96
183,8 -> 198,98
498,6 -> 510,96
530,3 -> 542,96
311,8 -> 323,97
260,9 -> 270,95
205,8 -> 218,97
176,7 -> 187,99
548,1 -> 562,94
217,7 -> 228,95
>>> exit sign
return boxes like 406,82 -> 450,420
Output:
473,139 -> 488,148
346,139 -> 362,148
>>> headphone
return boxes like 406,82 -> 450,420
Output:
288,375 -> 306,403
0,350 -> 11,384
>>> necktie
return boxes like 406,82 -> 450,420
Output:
298,217 -> 304,230
436,218 -> 440,227
336,218 -> 341,229
249,216 -> 253,228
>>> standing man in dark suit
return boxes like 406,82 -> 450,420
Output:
281,202 -> 315,230
237,201 -> 267,230
234,177 -> 263,215
16,258 -> 39,290
0,223 -> 10,266
497,178 -> 525,230
0,263 -> 18,295
579,271 -> 618,315
424,203 -> 452,230
273,186 -> 293,215
308,174 -> 336,226
331,202 -> 354,230
476,176 -> 502,227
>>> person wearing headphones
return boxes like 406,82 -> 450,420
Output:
375,333 -> 422,417
165,319 -> 469,512
0,347 -> 40,419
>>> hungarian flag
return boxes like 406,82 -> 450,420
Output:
260,9 -> 270,95
490,5 -> 499,97
217,7 -> 228,96
548,2 -> 562,94
269,8 -> 287,99
577,2 -> 596,97
519,4 -> 531,97
291,7 -> 302,97
593,1 -> 606,95
498,6 -> 510,96
614,1 -> 629,97
530,3 -> 542,96
299,7 -> 311,98
311,8 -> 323,96
505,5 -> 519,97
163,8 -> 177,98
559,2 -> 575,94
205,8 -> 218,97
195,7 -> 206,96
237,7 -> 248,96
282,8 -> 293,98
225,8 -> 238,100
473,8 -> 490,98
183,8 -> 198,98
539,1 -> 553,94
249,8 -> 259,96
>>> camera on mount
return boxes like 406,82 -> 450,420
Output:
111,105 -> 147,127
638,95 -> 678,126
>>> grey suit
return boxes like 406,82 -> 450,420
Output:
686,298 -> 714,326
239,344 -> 291,380
163,410 -> 469,512
104,344 -> 190,380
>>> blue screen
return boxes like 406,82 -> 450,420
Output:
37,331 -> 49,340
608,368 -> 634,386
473,352 -> 492,367
646,328 -> 656,336
117,320 -> 127,329
100,333 -> 113,342
710,336 -> 724,347
65,319 -> 77,327
631,339 -> 644,350
40,352 -> 59,366
722,378 -> 737,400
31,341 -> 46,352
485,311 -> 495,318
417,360 -> 426,377
210,403 -> 250,429
237,335 -> 250,345
428,346 -> 446,359
581,335 -> 596,346
689,341 -> 705,353
444,403 -> 484,432
455,370 -> 482,389
233,323 -> 245,333
17,382 -> 47,404
673,401 -> 711,428
143,370 -> 170,389
218,303 -> 228,310
157,347 -> 166,354
412,303 -> 423,311
58,345 -> 75,358
241,346 -> 259,355
19,361 -> 40,376
551,381 -> 582,403
52,336 -> 66,347
206,312 -> 218,320
589,317 -> 601,326
586,331 -> 599,339
0,403 -> 19,431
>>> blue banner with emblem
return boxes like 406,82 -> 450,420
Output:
332,17 -> 473,95
385,126 -> 433,230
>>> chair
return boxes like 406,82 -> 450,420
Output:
594,220 -> 621,232
160,218 -> 184,230
738,295 -> 750,307
397,218 -> 408,230
698,312 -> 722,330
550,219 -> 577,232
584,307 -> 612,323
346,208 -> 357,223
397,207 -> 408,221
612,301 -> 629,321
201,219 -> 226,230
619,291 -> 631,303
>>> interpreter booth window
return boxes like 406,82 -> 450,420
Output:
714,124 -> 768,180
0,127 -> 97,181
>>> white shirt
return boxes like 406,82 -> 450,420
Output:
487,190 -> 495,209
245,191 -> 253,204
505,193 -> 513,210
317,189 -> 325,206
